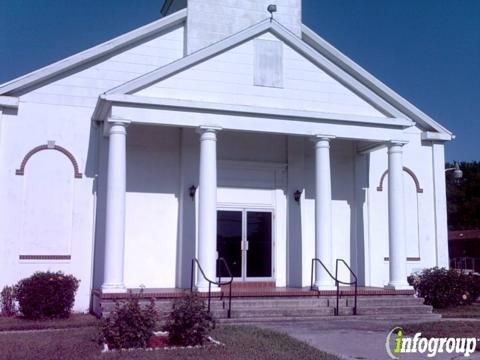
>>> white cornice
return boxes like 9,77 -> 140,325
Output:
0,96 -> 19,109
98,93 -> 414,128
421,131 -> 453,142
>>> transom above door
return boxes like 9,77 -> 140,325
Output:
217,209 -> 273,280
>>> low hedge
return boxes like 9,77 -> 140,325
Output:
15,271 -> 79,319
408,267 -> 480,308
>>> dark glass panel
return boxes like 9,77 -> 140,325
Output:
217,211 -> 242,277
246,212 -> 272,277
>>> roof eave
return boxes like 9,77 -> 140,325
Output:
301,24 -> 453,138
0,96 -> 19,109
0,9 -> 187,96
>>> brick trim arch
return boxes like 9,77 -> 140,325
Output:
15,143 -> 82,179
376,166 -> 423,193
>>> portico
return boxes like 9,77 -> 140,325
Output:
97,95 -> 413,293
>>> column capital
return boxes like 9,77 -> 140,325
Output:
312,134 -> 336,142
312,135 -> 335,149
387,140 -> 408,155
311,134 -> 336,144
105,117 -> 131,137
388,140 -> 408,147
197,125 -> 222,134
107,117 -> 132,126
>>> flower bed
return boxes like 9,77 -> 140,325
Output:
101,331 -> 223,353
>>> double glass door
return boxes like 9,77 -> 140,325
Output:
217,210 -> 273,280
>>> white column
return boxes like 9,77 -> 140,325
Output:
102,120 -> 130,293
386,141 -> 411,289
196,126 -> 220,291
313,135 -> 335,289
432,142 -> 449,268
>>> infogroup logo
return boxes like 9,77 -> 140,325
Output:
385,327 -> 477,358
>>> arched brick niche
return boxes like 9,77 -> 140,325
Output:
15,142 -> 82,179
376,167 -> 423,193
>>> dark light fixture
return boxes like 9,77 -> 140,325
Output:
445,161 -> 463,184
189,185 -> 197,200
294,189 -> 302,203
267,4 -> 277,21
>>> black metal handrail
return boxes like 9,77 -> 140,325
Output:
335,259 -> 357,315
310,258 -> 358,316
190,257 -> 233,318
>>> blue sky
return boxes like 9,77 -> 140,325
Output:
1,0 -> 478,162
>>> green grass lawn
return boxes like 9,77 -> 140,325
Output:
0,322 -> 338,360
434,303 -> 480,318
403,320 -> 480,339
0,313 -> 99,331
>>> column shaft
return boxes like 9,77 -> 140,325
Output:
196,128 -> 219,290
387,142 -> 410,289
102,121 -> 128,293
314,136 -> 334,289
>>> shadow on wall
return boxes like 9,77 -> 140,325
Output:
303,139 -> 368,286
88,124 -> 183,291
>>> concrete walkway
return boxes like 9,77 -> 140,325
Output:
256,319 -> 480,360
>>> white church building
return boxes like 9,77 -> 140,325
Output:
0,0 -> 453,312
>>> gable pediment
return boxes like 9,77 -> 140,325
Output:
107,19 -> 419,130
132,32 -> 388,119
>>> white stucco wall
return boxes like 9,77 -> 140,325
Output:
0,25 -> 185,311
123,125 -> 181,289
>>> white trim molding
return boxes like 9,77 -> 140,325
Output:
94,94 -> 414,128
0,96 -> 19,109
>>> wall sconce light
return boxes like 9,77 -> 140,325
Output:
189,185 -> 197,200
294,190 -> 302,203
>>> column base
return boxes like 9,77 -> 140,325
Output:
101,283 -> 127,293
384,282 -> 413,291
312,282 -> 337,291
194,283 -> 221,293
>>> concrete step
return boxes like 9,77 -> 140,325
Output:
218,313 -> 442,324
345,305 -> 433,316
96,295 -> 432,320
214,296 -> 424,307
212,304 -> 432,319
216,307 -> 335,318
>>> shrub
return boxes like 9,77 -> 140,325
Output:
0,286 -> 17,316
15,271 -> 79,319
163,293 -> 215,346
410,267 -> 480,308
99,297 -> 158,350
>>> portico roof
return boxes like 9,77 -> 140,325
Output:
100,19 -> 452,139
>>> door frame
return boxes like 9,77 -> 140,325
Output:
217,205 -> 276,282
